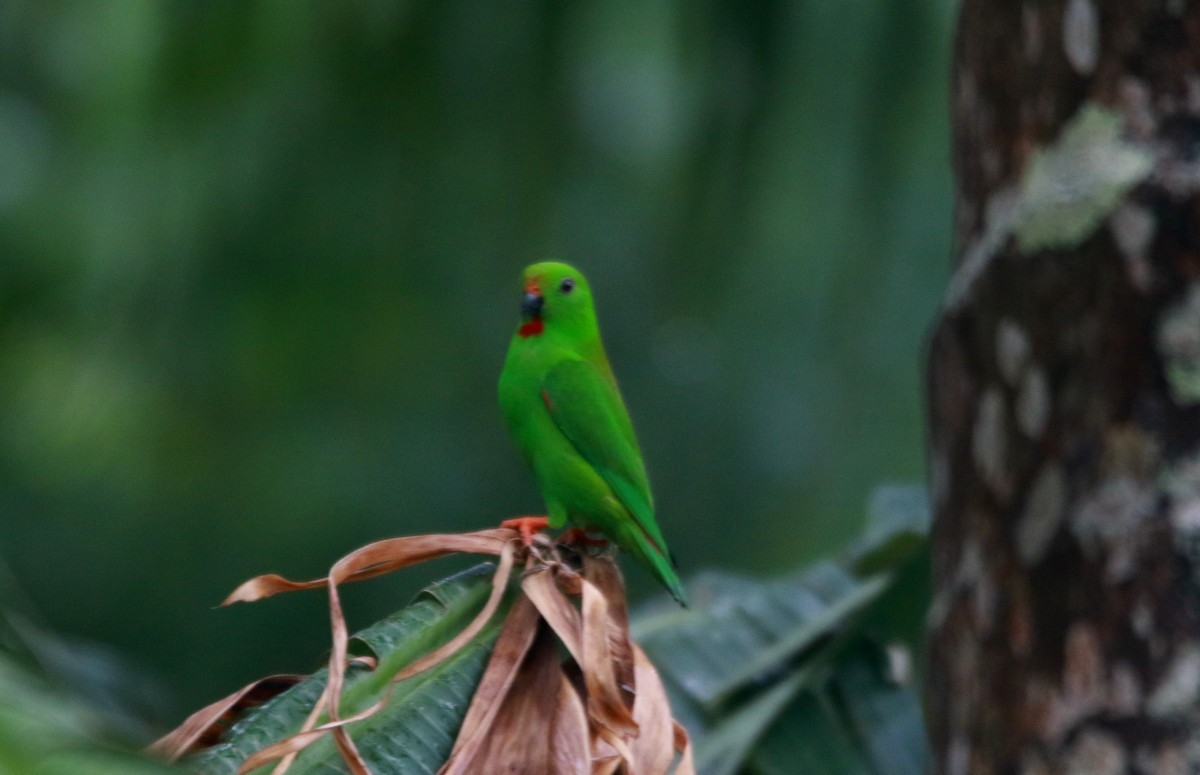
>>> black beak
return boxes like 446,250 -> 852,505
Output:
521,291 -> 544,320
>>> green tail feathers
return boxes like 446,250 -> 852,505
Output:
624,528 -> 688,607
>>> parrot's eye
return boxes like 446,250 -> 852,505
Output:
559,278 -> 575,294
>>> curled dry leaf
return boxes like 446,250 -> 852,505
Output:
552,670 -> 592,775
444,621 -> 583,774
672,722 -> 697,775
439,595 -> 543,774
581,578 -> 639,739
238,539 -> 518,774
163,527 -> 694,775
324,537 -> 519,773
629,647 -> 675,775
222,530 -> 514,606
450,551 -> 691,774
148,674 -> 304,762
521,568 -> 584,663
582,555 -> 637,712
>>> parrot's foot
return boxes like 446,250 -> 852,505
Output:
500,515 -> 551,546
559,528 -> 608,549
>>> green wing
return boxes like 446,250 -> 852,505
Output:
541,358 -> 671,555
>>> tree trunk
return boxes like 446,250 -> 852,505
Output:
927,2 -> 1200,774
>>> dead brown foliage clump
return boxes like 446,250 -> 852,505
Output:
152,527 -> 695,775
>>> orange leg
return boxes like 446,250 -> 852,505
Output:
560,528 -> 609,548
500,515 -> 551,546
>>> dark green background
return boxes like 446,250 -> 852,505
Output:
0,1 -> 951,724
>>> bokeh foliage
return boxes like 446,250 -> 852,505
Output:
0,0 -> 952,720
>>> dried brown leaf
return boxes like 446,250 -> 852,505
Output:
235,696 -> 388,774
193,527 -> 691,775
223,529 -> 514,606
235,537 -> 517,773
672,722 -> 696,775
628,646 -> 675,775
390,540 -> 517,685
593,760 -> 622,775
582,555 -> 636,711
148,674 -> 304,762
323,539 -> 518,772
594,726 -> 636,773
581,578 -> 638,739
522,568 -> 584,664
451,622 -> 575,774
439,594 -> 542,775
552,673 -> 591,775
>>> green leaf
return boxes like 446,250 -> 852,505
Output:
852,484 -> 931,574
284,635 -> 495,775
747,643 -> 926,775
831,644 -> 926,775
633,487 -> 930,775
692,664 -> 815,775
0,651 -> 179,774
747,691 -> 869,775
188,563 -> 504,775
635,562 -> 889,709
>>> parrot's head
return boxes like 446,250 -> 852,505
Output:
516,262 -> 597,340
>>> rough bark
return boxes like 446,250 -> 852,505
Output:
927,2 -> 1200,774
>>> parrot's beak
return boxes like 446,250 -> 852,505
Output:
521,290 -> 544,320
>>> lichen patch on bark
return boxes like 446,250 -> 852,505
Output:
1062,0 -> 1099,76
1014,104 -> 1154,252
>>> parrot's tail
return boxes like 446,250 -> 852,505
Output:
624,528 -> 689,607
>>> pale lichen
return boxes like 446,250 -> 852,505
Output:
1016,104 -> 1155,251
1147,644 -> 1200,718
1158,282 -> 1200,405
943,103 -> 1154,311
944,186 -> 1021,310
1063,0 -> 1100,75
946,737 -> 971,775
1016,368 -> 1051,438
997,319 -> 1032,386
1162,449 -> 1200,566
1071,477 -> 1155,569
1063,728 -> 1126,775
1132,600 -> 1154,640
1108,202 -> 1155,291
1070,427 -> 1159,580
972,388 -> 1009,495
1017,463 -> 1068,565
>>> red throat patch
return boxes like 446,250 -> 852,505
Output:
519,319 -> 545,338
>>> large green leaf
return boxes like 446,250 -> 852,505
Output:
634,487 -> 931,775
634,562 -> 888,712
746,644 -> 926,775
188,563 -> 505,775
284,637 -> 495,775
0,651 -> 179,775
852,484 -> 931,575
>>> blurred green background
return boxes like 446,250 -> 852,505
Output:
0,1 -> 951,726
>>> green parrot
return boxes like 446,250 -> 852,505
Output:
498,261 -> 687,606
